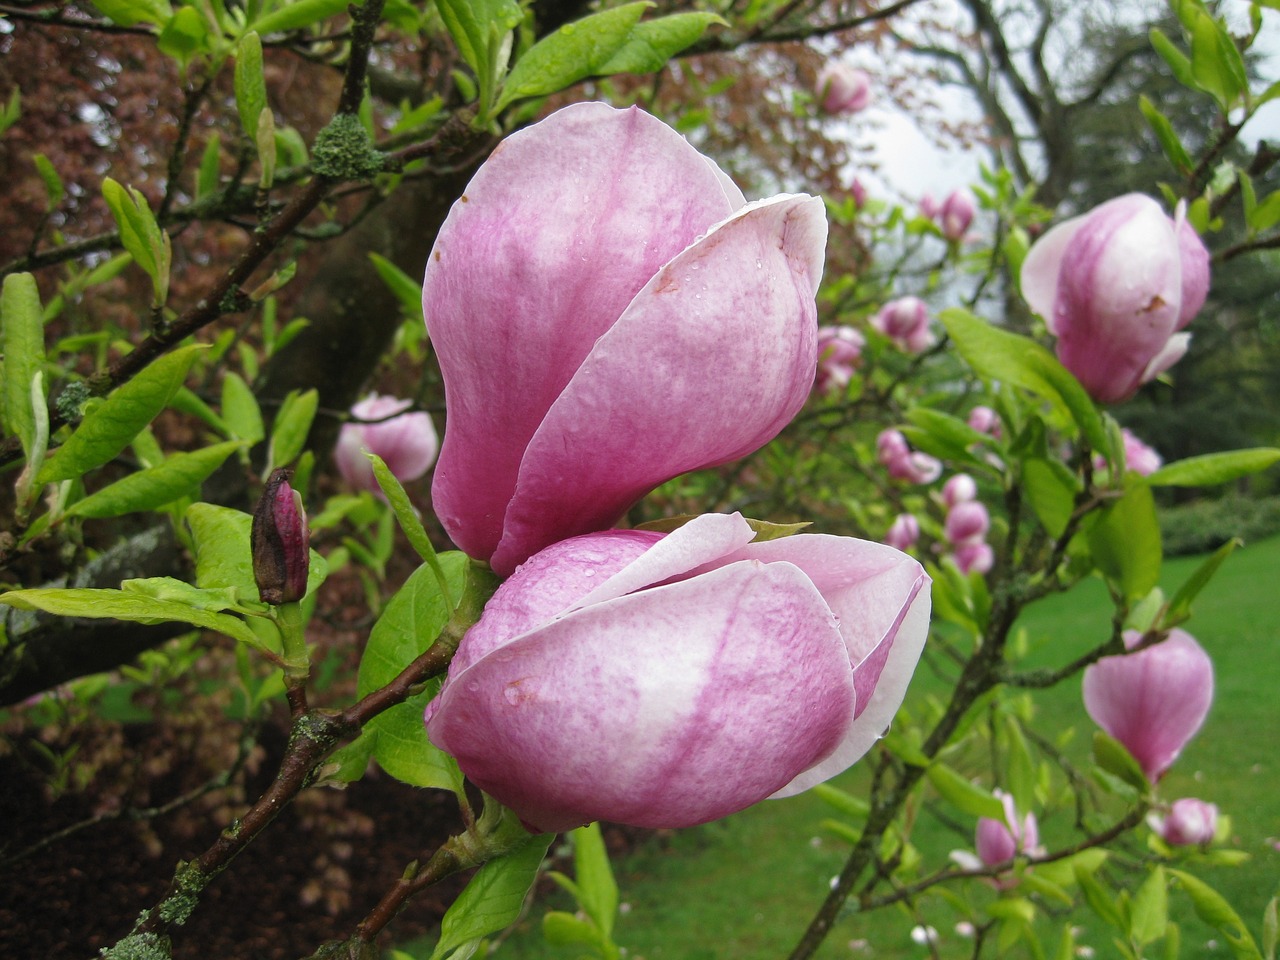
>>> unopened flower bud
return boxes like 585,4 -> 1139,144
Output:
952,540 -> 994,575
967,405 -> 1000,436
945,500 -> 990,546
942,473 -> 978,508
251,468 -> 310,605
871,296 -> 933,353
939,189 -> 976,242
1152,798 -> 1218,846
884,513 -> 920,552
815,63 -> 873,115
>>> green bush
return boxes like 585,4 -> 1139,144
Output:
1159,495 -> 1280,556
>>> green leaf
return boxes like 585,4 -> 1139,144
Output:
939,308 -> 1107,452
1150,27 -> 1197,89
495,3 -> 651,112
1022,457 -> 1078,538
429,834 -> 555,960
267,387 -> 318,471
1169,869 -> 1263,959
234,32 -> 267,141
542,911 -> 601,947
1139,96 -> 1194,174
435,0 -> 522,77
571,822 -> 618,938
368,453 -> 455,606
101,177 -> 164,290
33,153 -> 65,210
196,133 -> 222,200
120,577 -> 245,611
1190,10 -> 1247,109
250,0 -> 354,36
39,344 -> 205,484
904,407 -> 988,462
170,386 -> 231,436
811,783 -> 870,821
1086,481 -> 1161,601
1093,730 -> 1149,792
1147,448 -> 1280,487
157,5 -> 208,65
90,0 -> 173,26
0,86 -> 19,137
595,11 -> 725,74
1131,867 -> 1169,946
1,273 -> 47,458
66,441 -> 246,518
221,372 -> 264,444
1166,537 -> 1238,623
0,587 -> 264,648
926,764 -> 1005,820
1075,864 -> 1125,931
357,556 -> 469,791
368,253 -> 425,323
1249,189 -> 1280,233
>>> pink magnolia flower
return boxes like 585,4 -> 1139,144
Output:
975,791 -> 1042,866
1083,629 -> 1214,781
1021,193 -> 1210,404
816,63 -> 873,114
942,473 -> 977,508
250,469 -> 309,606
850,178 -> 869,209
871,296 -> 934,353
945,500 -> 989,546
424,103 -> 827,575
939,189 -> 977,242
1151,798 -> 1218,846
884,513 -> 920,552
815,326 -> 865,395
424,513 -> 930,833
967,405 -> 1000,436
334,394 -> 438,495
919,193 -> 940,220
951,540 -> 994,575
877,428 -> 911,465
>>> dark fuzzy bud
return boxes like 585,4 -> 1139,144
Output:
251,469 -> 309,605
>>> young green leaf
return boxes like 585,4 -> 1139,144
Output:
1131,867 -> 1169,947
926,763 -> 1006,820
38,344 -> 205,484
1086,481 -> 1162,601
66,441 -> 247,518
1093,730 -> 1149,793
221,372 -> 265,444
435,0 -> 523,78
250,0 -> 353,36
1149,27 -> 1197,89
1169,869 -> 1263,959
1146,448 -> 1280,487
429,834 -> 555,960
101,177 -> 170,306
234,32 -> 268,141
90,0 -> 173,27
266,387 -> 318,472
157,5 -> 208,66
1139,96 -> 1194,174
594,11 -> 725,74
1,272 -> 47,458
495,3 -> 649,113
357,556 -> 469,791
368,253 -> 425,323
0,587 -> 264,648
0,86 -> 19,137
196,133 -> 223,200
32,154 -> 65,210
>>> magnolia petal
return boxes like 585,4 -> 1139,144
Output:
1019,212 -> 1087,334
1140,331 -> 1190,384
1082,629 -> 1214,780
426,102 -> 740,561
426,561 -> 854,833
489,194 -> 828,575
687,534 -> 930,797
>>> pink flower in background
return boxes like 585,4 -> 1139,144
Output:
967,405 -> 1000,436
815,326 -> 866,395
425,513 -> 930,833
424,103 -> 827,575
871,296 -> 934,353
1083,629 -> 1214,781
884,513 -> 920,552
850,178 -> 869,209
877,427 -> 941,484
939,189 -> 977,242
919,193 -> 940,220
951,540 -> 994,575
1021,193 -> 1210,404
944,500 -> 989,546
816,63 -> 873,114
942,473 -> 977,508
976,791 -> 1040,865
1094,428 -> 1162,477
1151,798 -> 1218,846
334,394 -> 438,495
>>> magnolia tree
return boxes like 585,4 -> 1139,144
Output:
1,0 -> 1278,958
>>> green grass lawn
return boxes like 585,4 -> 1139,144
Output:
431,536 -> 1280,960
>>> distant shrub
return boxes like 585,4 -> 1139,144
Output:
1159,495 -> 1280,556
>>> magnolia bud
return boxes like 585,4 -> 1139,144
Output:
815,63 -> 872,115
939,189 -> 976,242
251,468 -> 310,605
884,513 -> 920,552
1153,798 -> 1218,846
942,473 -> 978,508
